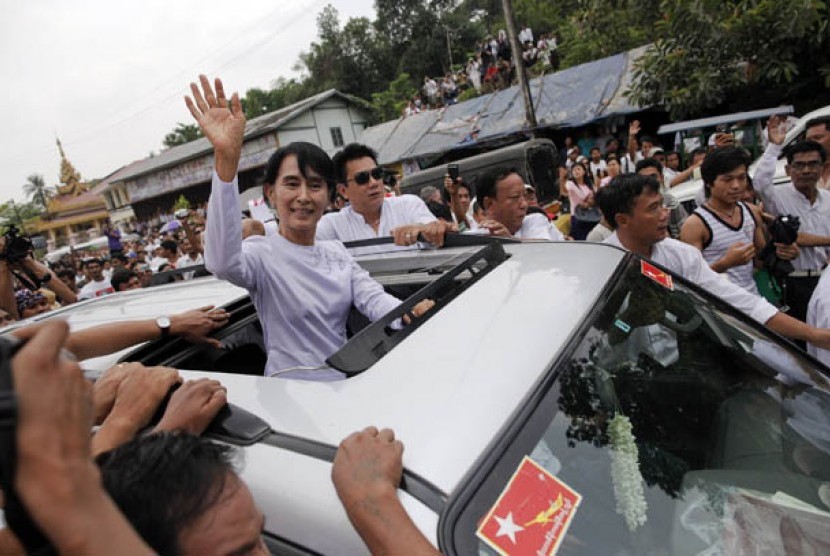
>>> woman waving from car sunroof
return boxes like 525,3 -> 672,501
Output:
186,75 -> 433,381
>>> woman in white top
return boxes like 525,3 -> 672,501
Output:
186,75 -> 432,381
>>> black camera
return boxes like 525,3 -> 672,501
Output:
760,214 -> 800,277
1,226 -> 34,263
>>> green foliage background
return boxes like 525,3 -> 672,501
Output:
164,0 -> 830,139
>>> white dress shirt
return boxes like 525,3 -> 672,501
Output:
316,195 -> 436,254
604,233 -> 778,325
206,173 -> 402,380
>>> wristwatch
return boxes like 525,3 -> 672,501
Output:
155,316 -> 171,339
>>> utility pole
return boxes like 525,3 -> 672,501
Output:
445,26 -> 454,70
502,0 -> 537,134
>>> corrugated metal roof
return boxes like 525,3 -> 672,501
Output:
361,46 -> 649,165
113,89 -> 370,183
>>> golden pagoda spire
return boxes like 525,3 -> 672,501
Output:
56,137 -> 83,195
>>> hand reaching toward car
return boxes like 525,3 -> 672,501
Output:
10,320 -> 153,555
170,305 -> 229,348
154,378 -> 227,435
332,427 -> 439,555
92,365 -> 182,456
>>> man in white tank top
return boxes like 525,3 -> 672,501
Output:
679,147 -> 797,293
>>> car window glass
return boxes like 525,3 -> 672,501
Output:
450,258 -> 830,555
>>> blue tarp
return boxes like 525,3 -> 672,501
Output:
361,46 -> 649,165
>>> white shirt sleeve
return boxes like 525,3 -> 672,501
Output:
682,242 -> 778,324
204,172 -> 260,290
349,258 -> 402,322
752,142 -> 783,215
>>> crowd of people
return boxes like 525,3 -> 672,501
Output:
2,69 -> 830,554
402,25 -> 560,117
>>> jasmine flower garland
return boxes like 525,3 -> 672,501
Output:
608,413 -> 648,531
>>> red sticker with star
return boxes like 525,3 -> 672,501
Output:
640,260 -> 674,290
476,456 -> 582,555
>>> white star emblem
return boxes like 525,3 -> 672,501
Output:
494,512 -> 525,544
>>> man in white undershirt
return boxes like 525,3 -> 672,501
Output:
594,173 -> 830,350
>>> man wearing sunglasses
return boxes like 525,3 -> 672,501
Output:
316,143 -> 448,250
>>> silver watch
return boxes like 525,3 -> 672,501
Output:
155,316 -> 171,339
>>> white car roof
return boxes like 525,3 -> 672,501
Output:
182,242 -> 626,495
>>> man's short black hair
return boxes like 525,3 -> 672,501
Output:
635,158 -> 663,174
160,239 -> 178,253
55,268 -> 74,281
805,116 -> 830,134
666,150 -> 679,158
111,269 -> 138,291
82,258 -> 101,268
701,146 -> 750,195
111,253 -> 128,263
785,140 -> 827,164
332,143 -> 379,185
98,432 -> 238,556
640,135 -> 656,145
476,167 -> 521,202
595,174 -> 661,230
263,141 -> 335,192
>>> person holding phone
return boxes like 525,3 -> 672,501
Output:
187,75 -> 433,381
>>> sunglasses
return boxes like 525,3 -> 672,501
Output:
348,167 -> 384,185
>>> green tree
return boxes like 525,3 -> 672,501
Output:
372,73 -> 418,121
557,0 -> 660,69
22,174 -> 53,210
628,0 -> 830,120
163,122 -> 203,148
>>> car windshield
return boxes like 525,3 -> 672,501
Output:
447,256 -> 830,554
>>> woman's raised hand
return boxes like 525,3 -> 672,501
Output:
184,75 -> 246,182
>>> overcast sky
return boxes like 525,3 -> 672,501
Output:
0,0 -> 374,203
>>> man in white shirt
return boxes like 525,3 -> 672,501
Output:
754,118 -> 830,322
77,258 -> 114,300
316,143 -> 447,250
588,147 -> 607,182
518,24 -> 533,45
474,166 -> 564,241
176,237 -> 204,280
595,173 -> 830,349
